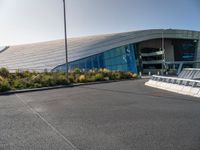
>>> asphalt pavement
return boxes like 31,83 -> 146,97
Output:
0,79 -> 200,150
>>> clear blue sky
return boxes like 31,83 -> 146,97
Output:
0,0 -> 199,45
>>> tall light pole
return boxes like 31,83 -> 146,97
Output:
63,0 -> 69,82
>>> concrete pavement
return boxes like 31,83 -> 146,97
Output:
0,79 -> 200,150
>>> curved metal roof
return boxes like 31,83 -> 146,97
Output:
0,29 -> 199,71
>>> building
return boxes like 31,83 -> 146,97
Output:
0,29 -> 200,75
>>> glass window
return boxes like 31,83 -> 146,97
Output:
111,65 -> 117,70
98,53 -> 105,68
106,66 -> 112,70
119,56 -> 125,65
173,39 -> 196,61
74,63 -> 79,69
78,59 -> 85,69
115,47 -> 123,56
120,64 -> 128,71
110,49 -> 116,58
92,55 -> 98,68
104,50 -> 111,59
52,43 -> 138,73
104,58 -> 112,67
86,57 -> 92,69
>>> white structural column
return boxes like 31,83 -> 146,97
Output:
196,33 -> 200,67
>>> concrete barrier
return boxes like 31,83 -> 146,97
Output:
145,75 -> 200,98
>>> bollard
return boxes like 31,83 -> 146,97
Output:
139,72 -> 142,78
148,72 -> 151,76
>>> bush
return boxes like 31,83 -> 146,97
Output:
15,69 -> 23,78
102,68 -> 110,73
0,67 -> 138,92
111,72 -> 121,80
53,73 -> 68,85
0,76 -> 4,82
13,79 -> 26,89
79,75 -> 86,82
69,74 -> 75,83
31,74 -> 42,83
94,73 -> 104,81
0,68 -> 9,78
41,75 -> 55,87
131,73 -> 138,79
0,79 -> 11,92
33,83 -> 42,88
73,68 -> 81,74
22,70 -> 32,78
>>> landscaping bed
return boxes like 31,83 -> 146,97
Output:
0,68 -> 138,92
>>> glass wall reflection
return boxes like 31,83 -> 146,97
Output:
53,43 -> 138,73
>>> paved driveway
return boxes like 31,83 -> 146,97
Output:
0,79 -> 200,150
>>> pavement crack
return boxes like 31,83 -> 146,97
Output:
15,94 -> 78,150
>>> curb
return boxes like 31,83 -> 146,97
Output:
0,79 -> 137,95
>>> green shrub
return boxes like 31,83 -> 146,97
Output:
0,79 -> 11,92
53,73 -> 68,85
113,72 -> 121,80
15,69 -> 23,78
0,68 -> 138,92
73,68 -> 81,74
22,70 -> 32,78
79,74 -> 86,82
41,75 -> 55,87
0,68 -> 9,78
102,68 -> 110,73
31,74 -> 42,83
74,74 -> 81,83
0,76 -> 4,82
7,73 -> 16,81
69,74 -> 75,83
13,79 -> 26,89
129,73 -> 138,79
119,72 -> 129,79
94,73 -> 104,81
33,83 -> 42,88
132,74 -> 138,78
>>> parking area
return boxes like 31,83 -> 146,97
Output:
0,79 -> 200,150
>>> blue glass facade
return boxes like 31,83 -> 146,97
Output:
53,43 -> 138,73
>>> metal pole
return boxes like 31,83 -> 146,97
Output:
63,0 -> 69,82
